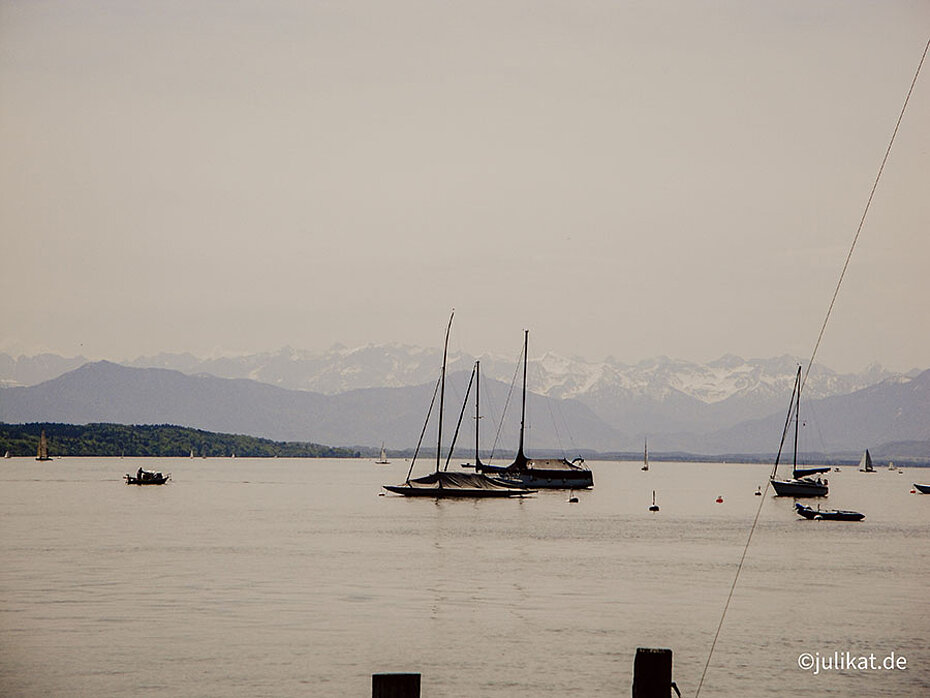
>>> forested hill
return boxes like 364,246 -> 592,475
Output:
0,423 -> 359,458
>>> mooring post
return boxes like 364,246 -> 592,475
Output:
632,647 -> 674,697
372,672 -> 421,698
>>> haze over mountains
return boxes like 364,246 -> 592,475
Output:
1,348 -> 928,458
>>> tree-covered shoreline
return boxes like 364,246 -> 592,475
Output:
0,423 -> 359,458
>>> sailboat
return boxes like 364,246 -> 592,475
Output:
375,443 -> 390,465
858,449 -> 875,472
641,437 -> 649,471
383,313 -> 535,498
35,429 -> 52,461
769,367 -> 828,497
475,330 -> 593,489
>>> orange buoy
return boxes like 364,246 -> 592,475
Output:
715,495 -> 724,503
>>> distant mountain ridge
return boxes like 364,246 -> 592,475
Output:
1,360 -> 928,457
0,361 -> 622,454
0,348 -> 912,439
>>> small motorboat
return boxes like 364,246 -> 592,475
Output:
795,502 -> 864,521
913,483 -> 930,494
125,468 -> 170,485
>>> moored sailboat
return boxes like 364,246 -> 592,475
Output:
641,437 -> 649,471
383,313 -> 534,499
770,367 -> 828,497
474,330 -> 593,490
375,443 -> 390,465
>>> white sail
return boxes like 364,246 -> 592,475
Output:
858,449 -> 874,472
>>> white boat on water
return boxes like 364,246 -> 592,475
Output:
375,443 -> 390,465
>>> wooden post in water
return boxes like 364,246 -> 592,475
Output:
372,672 -> 420,698
632,648 -> 673,697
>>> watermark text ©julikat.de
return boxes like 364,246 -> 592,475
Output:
797,651 -> 908,675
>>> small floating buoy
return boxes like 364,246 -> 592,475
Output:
754,487 -> 762,496
715,495 -> 724,503
378,492 -> 385,496
568,495 -> 579,503
911,489 -> 917,494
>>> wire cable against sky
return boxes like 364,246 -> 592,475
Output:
801,36 -> 930,396
694,36 -> 929,698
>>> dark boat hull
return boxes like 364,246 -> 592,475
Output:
125,474 -> 170,485
795,503 -> 864,521
771,477 -> 828,497
382,484 -> 533,498
914,483 -> 930,494
478,459 -> 594,489
498,471 -> 594,489
383,471 -> 535,498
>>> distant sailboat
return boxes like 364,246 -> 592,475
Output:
649,490 -> 659,512
641,438 -> 649,471
4,450 -> 10,459
375,443 -> 390,465
858,449 -> 875,473
36,430 -> 52,462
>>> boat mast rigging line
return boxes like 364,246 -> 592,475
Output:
444,363 -> 477,471
403,373 -> 441,484
488,341 -> 524,462
695,36 -> 929,698
801,35 -> 930,397
436,310 -> 455,473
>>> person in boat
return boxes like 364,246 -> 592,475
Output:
137,467 -> 144,481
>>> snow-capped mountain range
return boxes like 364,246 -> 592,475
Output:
0,346 -> 911,439
120,345 -> 898,402
1,349 -> 927,455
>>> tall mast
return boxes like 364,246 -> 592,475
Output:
771,365 -> 801,480
475,360 -> 481,466
793,364 -> 800,473
436,310 -> 454,473
518,329 -> 528,461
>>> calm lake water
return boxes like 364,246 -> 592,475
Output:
1,457 -> 928,697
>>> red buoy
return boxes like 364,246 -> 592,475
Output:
715,495 -> 724,503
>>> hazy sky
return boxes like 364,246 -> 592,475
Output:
2,0 -> 928,373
